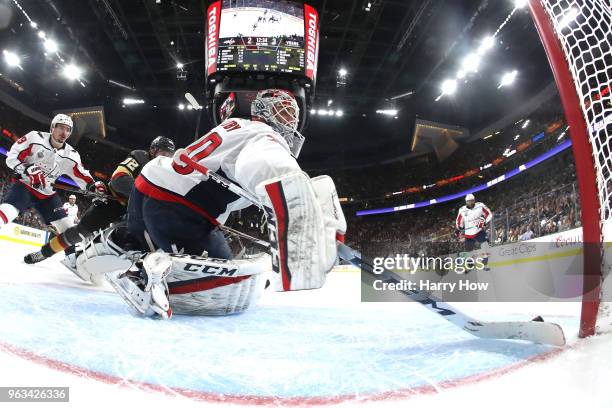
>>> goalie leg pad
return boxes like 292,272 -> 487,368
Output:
311,175 -> 347,268
74,223 -> 138,284
166,252 -> 270,315
257,171 -> 327,291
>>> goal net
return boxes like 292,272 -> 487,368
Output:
529,0 -> 611,337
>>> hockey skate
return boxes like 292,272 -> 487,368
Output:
107,251 -> 172,319
24,250 -> 47,264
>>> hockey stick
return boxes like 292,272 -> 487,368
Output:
179,154 -> 566,346
220,223 -> 271,252
52,182 -> 120,201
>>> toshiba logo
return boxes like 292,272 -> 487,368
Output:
207,5 -> 218,69
306,12 -> 317,72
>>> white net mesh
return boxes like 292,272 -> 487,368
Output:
539,0 -> 612,226
538,0 -> 612,329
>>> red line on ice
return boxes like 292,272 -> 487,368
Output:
0,341 -> 566,405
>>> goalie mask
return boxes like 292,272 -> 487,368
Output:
251,89 -> 305,157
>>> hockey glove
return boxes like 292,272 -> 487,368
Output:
87,181 -> 107,197
477,216 -> 486,229
25,164 -> 46,189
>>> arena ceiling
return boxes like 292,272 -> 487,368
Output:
0,0 -> 559,168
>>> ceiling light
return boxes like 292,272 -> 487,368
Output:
2,50 -> 21,68
338,68 -> 347,77
522,119 -> 530,128
63,64 -> 83,80
441,79 -> 457,96
176,62 -> 184,69
122,98 -> 145,105
498,70 -> 518,88
376,109 -> 398,116
327,99 -> 333,106
336,110 -> 344,117
38,30 -> 46,39
514,0 -> 528,8
44,39 -> 58,53
318,109 -> 327,116
558,7 -> 579,30
310,109 -> 316,115
461,53 -> 481,73
478,35 -> 495,54
30,21 -> 38,28
178,103 -> 185,110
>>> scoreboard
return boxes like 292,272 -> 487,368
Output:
206,0 -> 319,81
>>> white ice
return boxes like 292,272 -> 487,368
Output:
0,239 -> 611,407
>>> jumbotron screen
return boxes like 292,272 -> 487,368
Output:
206,0 -> 319,80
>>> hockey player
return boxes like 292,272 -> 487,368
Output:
456,193 -> 492,251
0,114 -> 106,236
90,89 -> 346,318
23,136 -> 176,271
63,194 -> 79,225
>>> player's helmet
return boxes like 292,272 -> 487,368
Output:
465,194 -> 475,202
219,92 -> 236,122
50,114 -> 73,135
69,194 -> 76,200
251,89 -> 305,157
149,136 -> 176,154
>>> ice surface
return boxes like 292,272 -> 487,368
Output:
0,239 -> 610,407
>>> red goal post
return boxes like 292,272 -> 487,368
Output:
528,0 -> 611,337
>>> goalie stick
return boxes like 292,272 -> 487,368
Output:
179,153 -> 567,346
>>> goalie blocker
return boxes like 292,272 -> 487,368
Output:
256,172 -> 346,291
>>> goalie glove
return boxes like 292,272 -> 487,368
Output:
256,171 -> 334,291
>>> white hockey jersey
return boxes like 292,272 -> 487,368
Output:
6,131 -> 94,197
63,202 -> 79,224
456,202 -> 492,238
136,118 -> 301,224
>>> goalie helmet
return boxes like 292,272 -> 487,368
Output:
251,89 -> 305,157
219,91 -> 236,122
50,114 -> 73,135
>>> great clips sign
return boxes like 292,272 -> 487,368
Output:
206,0 -> 221,77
